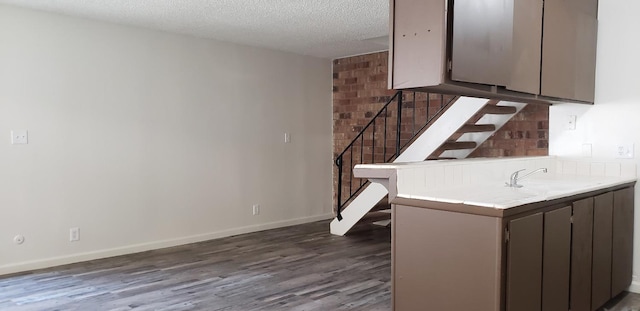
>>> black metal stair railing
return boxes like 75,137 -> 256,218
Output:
335,90 -> 457,220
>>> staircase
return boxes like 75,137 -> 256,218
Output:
330,91 -> 526,236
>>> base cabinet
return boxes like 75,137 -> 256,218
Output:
392,186 -> 634,311
612,187 -> 635,297
592,193 -> 614,309
570,198 -> 594,311
506,207 -> 573,311
504,189 -> 633,311
393,206 -> 503,311
542,207 -> 572,311
506,212 -> 543,311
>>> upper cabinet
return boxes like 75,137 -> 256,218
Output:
451,0 -> 543,95
541,0 -> 598,102
389,0 -> 598,104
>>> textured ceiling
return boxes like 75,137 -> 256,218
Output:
0,0 -> 390,59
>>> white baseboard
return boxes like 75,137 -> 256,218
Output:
628,280 -> 640,294
0,213 -> 334,276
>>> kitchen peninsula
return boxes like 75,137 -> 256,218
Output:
355,156 -> 636,311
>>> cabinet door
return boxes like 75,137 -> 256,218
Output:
507,0 -> 543,94
391,0 -> 447,89
592,192 -> 614,310
612,187 -> 634,296
451,0 -> 513,86
542,206 -> 572,311
506,213 -> 543,311
571,197 -> 594,311
451,0 -> 543,94
541,0 -> 598,102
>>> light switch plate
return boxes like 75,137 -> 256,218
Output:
11,130 -> 28,144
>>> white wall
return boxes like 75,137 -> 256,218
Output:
549,0 -> 640,292
0,5 -> 333,274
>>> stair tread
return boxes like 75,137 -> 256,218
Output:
481,105 -> 517,115
334,96 -> 521,236
440,141 -> 477,150
372,219 -> 392,227
360,211 -> 392,222
458,123 -> 496,133
371,201 -> 391,211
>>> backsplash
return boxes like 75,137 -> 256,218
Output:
555,158 -> 637,178
395,156 -> 637,196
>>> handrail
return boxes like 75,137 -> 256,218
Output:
334,91 -> 403,161
335,91 -> 457,221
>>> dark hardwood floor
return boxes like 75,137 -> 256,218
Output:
0,221 -> 391,311
0,220 -> 637,311
602,291 -> 640,311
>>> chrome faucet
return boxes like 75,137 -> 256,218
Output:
506,168 -> 548,188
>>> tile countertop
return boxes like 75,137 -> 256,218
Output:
398,174 -> 636,209
354,156 -> 637,210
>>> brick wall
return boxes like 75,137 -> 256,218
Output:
470,104 -> 549,157
332,51 -> 549,209
333,52 -> 396,155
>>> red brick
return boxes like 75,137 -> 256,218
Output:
332,51 -> 549,209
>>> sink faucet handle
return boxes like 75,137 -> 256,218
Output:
511,169 -> 526,179
508,169 -> 527,187
508,168 -> 548,188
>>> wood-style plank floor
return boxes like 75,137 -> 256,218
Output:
0,220 -> 637,311
0,221 -> 391,311
603,292 -> 640,311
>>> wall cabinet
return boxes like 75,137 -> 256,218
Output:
391,186 -> 634,311
389,0 -> 598,104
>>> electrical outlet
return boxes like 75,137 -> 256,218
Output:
616,144 -> 634,159
70,227 -> 80,242
13,234 -> 25,245
11,130 -> 28,144
565,115 -> 577,130
284,133 -> 291,143
252,204 -> 260,216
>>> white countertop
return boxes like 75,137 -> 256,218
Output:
355,156 -> 637,210
398,174 -> 636,209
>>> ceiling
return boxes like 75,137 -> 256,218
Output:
0,0 -> 390,59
